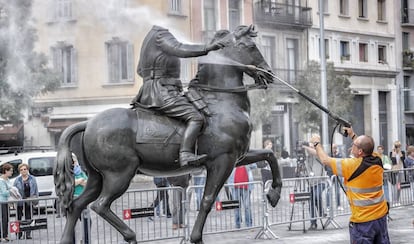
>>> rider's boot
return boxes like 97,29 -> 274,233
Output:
179,120 -> 207,167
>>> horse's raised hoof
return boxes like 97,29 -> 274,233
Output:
266,187 -> 281,207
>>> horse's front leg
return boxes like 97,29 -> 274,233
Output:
236,149 -> 282,207
190,154 -> 234,244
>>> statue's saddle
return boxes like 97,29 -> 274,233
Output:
135,108 -> 185,145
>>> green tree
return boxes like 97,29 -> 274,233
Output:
249,86 -> 280,131
0,0 -> 59,124
293,61 -> 354,134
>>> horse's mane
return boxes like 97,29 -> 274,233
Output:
210,25 -> 257,45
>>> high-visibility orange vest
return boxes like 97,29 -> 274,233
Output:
329,154 -> 388,223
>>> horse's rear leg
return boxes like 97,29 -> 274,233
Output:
191,154 -> 234,244
90,169 -> 138,244
60,170 -> 102,244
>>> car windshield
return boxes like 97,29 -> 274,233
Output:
29,157 -> 54,176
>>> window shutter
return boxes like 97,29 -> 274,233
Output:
127,43 -> 134,82
70,47 -> 78,84
107,43 -> 115,83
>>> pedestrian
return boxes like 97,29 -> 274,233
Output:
377,145 -> 392,203
228,163 -> 256,228
326,144 -> 344,212
149,177 -> 171,220
256,139 -> 273,187
168,175 -> 190,230
302,143 -> 326,230
0,163 -> 14,242
13,163 -> 39,239
389,140 -> 405,206
72,153 -> 90,244
404,145 -> 414,201
310,127 -> 390,243
192,169 -> 206,211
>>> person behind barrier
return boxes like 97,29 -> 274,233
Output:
389,140 -> 405,206
325,144 -> 344,212
13,163 -> 39,239
72,153 -> 91,244
149,177 -> 171,219
310,127 -> 390,244
377,145 -> 392,203
192,168 -> 206,211
302,144 -> 326,231
256,139 -> 273,186
0,163 -> 14,242
228,163 -> 256,228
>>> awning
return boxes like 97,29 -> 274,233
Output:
0,123 -> 23,141
47,119 -> 86,133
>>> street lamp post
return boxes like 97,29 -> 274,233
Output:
319,0 -> 329,145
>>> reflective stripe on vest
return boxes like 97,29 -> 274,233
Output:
348,185 -> 382,194
352,195 -> 385,207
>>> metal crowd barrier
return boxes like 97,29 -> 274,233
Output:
0,196 -> 64,243
185,181 -> 264,238
1,168 -> 413,243
89,186 -> 186,243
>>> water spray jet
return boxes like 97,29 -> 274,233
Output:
244,65 -> 352,137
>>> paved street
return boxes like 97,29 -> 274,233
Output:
130,177 -> 413,244
149,205 -> 413,244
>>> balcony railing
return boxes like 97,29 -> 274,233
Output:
254,1 -> 312,29
402,8 -> 414,26
403,50 -> 414,69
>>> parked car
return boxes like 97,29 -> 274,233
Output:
0,151 -> 57,212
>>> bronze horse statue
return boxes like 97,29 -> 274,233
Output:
54,25 -> 282,244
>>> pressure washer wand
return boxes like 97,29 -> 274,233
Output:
245,65 -> 351,137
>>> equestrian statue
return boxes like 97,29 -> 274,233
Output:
54,24 -> 282,244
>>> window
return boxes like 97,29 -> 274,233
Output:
404,76 -> 410,111
378,45 -> 387,64
106,38 -> 134,84
359,43 -> 368,62
228,0 -> 241,31
204,0 -> 216,30
339,0 -> 349,15
51,42 -> 77,86
53,0 -> 74,21
286,39 -> 298,82
261,36 -> 275,67
377,0 -> 386,21
403,32 -> 410,50
340,41 -> 350,60
169,0 -> 182,14
358,0 -> 367,18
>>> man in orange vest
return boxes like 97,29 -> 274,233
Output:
310,127 -> 390,244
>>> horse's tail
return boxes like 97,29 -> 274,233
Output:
54,121 -> 88,212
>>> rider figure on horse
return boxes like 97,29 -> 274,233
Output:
131,25 -> 228,167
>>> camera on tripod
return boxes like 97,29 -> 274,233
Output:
294,141 -> 309,177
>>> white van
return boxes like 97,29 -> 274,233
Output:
0,151 -> 56,211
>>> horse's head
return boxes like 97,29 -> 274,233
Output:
214,25 -> 274,86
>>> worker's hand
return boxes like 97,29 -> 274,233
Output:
309,134 -> 321,145
343,126 -> 355,139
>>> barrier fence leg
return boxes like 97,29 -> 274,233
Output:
255,189 -> 278,240
323,181 -> 341,229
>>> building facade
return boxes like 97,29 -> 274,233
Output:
4,0 -> 404,156
28,0 -> 193,147
307,0 -> 399,153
